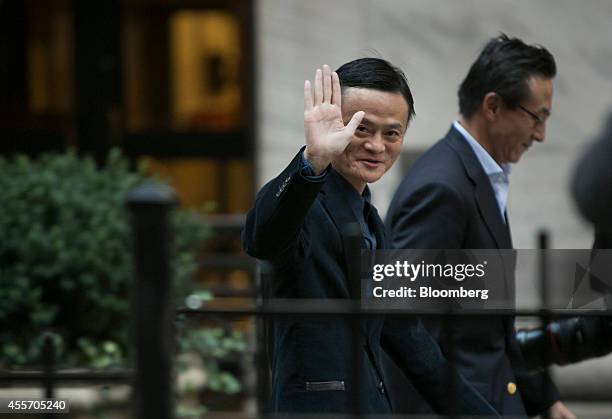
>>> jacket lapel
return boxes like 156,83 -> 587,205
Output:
505,211 -> 514,248
320,171 -> 381,341
320,171 -> 364,300
446,127 -> 512,249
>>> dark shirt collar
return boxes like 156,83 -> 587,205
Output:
330,170 -> 377,249
331,170 -> 371,213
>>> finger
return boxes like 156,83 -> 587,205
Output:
331,71 -> 341,107
304,80 -> 313,111
314,68 -> 323,105
323,64 -> 332,103
344,111 -> 365,135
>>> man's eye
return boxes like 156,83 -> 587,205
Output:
356,125 -> 368,133
386,131 -> 400,137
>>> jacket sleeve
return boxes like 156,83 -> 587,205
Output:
381,318 -> 500,417
242,147 -> 328,261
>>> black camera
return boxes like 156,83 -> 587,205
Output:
516,315 -> 612,370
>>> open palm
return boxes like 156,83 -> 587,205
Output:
303,65 -> 364,173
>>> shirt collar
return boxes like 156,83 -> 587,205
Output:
453,120 -> 511,177
332,170 -> 371,216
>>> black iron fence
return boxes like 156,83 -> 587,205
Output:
1,181 -> 610,418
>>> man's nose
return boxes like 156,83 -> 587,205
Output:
365,132 -> 385,153
533,123 -> 546,142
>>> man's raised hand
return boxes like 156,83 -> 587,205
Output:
303,64 -> 365,174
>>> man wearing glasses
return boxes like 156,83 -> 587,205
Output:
386,34 -> 575,418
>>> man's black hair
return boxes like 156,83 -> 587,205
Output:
458,33 -> 556,119
336,57 -> 416,123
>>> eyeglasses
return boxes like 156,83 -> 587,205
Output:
517,104 -> 548,127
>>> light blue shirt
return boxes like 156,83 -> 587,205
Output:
453,120 -> 511,221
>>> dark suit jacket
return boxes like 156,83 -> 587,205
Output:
242,148 -> 499,415
386,126 -> 560,417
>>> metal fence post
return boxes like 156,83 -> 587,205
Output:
538,229 -> 552,404
42,331 -> 58,419
342,222 -> 364,416
127,181 -> 177,419
255,261 -> 272,416
41,332 -> 55,399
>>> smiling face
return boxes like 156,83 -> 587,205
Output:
331,88 -> 409,192
491,76 -> 554,163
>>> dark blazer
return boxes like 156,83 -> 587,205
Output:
243,148 -> 499,415
386,126 -> 560,417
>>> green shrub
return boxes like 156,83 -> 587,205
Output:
0,149 -> 244,392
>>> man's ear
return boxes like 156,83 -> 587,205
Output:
482,92 -> 501,121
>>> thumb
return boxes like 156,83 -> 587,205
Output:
344,111 -> 365,135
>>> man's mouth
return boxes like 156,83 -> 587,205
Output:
359,159 -> 382,169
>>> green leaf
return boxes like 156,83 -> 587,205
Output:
0,148 -> 242,407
